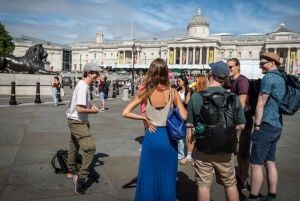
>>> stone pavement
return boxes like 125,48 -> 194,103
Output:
0,87 -> 299,201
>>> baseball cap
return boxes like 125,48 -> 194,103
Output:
84,63 -> 103,72
209,61 -> 230,80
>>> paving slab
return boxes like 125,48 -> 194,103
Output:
0,87 -> 299,201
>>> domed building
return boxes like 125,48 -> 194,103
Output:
187,8 -> 210,38
12,8 -> 300,77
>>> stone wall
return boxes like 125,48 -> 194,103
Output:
0,74 -> 63,95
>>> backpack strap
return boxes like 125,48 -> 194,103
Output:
268,70 -> 287,103
51,154 -> 64,174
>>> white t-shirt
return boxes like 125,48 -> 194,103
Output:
126,82 -> 131,90
67,80 -> 90,121
178,90 -> 185,102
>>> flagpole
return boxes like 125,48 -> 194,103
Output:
131,22 -> 133,39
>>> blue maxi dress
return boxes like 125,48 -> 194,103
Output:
134,93 -> 178,201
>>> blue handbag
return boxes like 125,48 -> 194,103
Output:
167,90 -> 187,140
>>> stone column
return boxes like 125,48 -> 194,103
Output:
287,48 -> 291,73
179,47 -> 182,65
214,47 -> 217,62
193,47 -> 196,64
297,48 -> 300,60
274,48 -> 277,54
206,47 -> 210,64
117,51 -> 120,64
167,48 -> 170,64
174,47 -> 177,64
199,47 -> 202,64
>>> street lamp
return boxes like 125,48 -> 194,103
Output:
80,55 -> 82,72
132,41 -> 137,96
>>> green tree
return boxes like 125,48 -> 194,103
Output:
0,22 -> 15,55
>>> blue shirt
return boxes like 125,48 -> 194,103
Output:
260,69 -> 286,128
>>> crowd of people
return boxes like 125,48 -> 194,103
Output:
65,52 -> 286,201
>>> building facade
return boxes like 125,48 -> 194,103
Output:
12,8 -> 300,75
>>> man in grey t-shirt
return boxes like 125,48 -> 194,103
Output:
66,63 -> 102,195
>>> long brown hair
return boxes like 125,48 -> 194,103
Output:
196,75 -> 207,92
138,58 -> 170,103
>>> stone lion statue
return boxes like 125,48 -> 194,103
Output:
0,44 -> 58,74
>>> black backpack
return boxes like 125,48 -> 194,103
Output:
234,75 -> 261,116
51,150 -> 82,174
195,91 -> 238,154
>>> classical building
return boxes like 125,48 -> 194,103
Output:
12,8 -> 300,75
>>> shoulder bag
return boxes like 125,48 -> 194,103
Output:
167,88 -> 187,140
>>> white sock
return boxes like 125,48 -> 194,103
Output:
187,152 -> 192,159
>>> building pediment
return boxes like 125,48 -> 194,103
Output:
173,36 -> 217,43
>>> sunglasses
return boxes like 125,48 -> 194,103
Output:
259,61 -> 270,66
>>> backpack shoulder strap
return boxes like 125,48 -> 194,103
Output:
268,70 -> 287,102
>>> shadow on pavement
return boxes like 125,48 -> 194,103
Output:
85,153 -> 109,189
176,171 -> 197,201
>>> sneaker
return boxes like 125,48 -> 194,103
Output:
72,175 -> 85,195
52,104 -> 58,107
179,157 -> 193,165
67,171 -> 78,179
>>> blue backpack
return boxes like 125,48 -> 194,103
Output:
270,71 -> 300,115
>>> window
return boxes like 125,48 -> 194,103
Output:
238,52 -> 241,58
86,54 -> 88,59
74,64 -> 76,70
111,53 -> 113,56
249,51 -> 252,58
280,52 -> 283,57
94,53 -> 96,59
229,52 -> 232,58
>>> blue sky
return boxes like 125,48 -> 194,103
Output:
1,0 -> 299,44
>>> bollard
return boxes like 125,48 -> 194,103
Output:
34,82 -> 42,104
70,79 -> 73,89
57,87 -> 62,102
90,85 -> 93,100
112,81 -> 116,98
9,81 -> 17,105
116,79 -> 119,95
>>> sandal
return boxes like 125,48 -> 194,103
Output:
179,157 -> 193,165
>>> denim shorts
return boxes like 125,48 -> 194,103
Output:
250,123 -> 282,165
99,92 -> 104,102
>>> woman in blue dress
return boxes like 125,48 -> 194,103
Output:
122,58 -> 187,201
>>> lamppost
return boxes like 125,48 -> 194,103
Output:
79,55 -> 82,72
132,41 -> 137,96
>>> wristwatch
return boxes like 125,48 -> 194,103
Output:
254,123 -> 260,127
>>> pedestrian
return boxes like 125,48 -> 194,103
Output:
66,63 -> 102,195
176,75 -> 190,163
186,61 -> 246,201
126,80 -> 132,100
50,76 -> 59,107
184,74 -> 207,167
227,58 -> 253,191
246,52 -> 286,201
97,76 -> 106,111
122,58 -> 187,201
